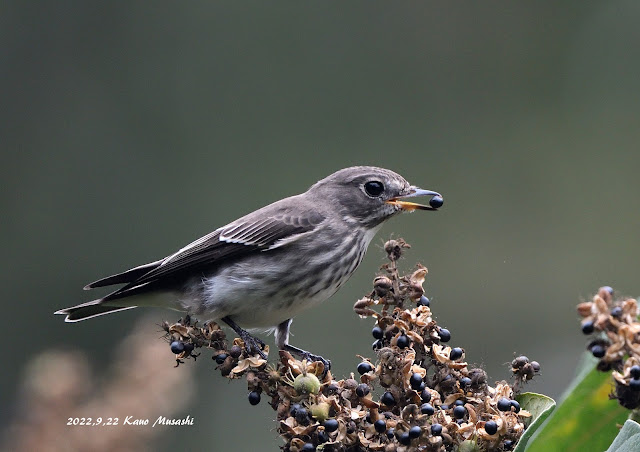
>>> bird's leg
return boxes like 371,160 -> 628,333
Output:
276,319 -> 331,370
222,316 -> 267,359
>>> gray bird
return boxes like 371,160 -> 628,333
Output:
56,166 -> 442,365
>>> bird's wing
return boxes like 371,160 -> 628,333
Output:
112,208 -> 326,290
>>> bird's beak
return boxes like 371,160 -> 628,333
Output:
386,187 -> 443,211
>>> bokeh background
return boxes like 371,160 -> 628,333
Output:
2,2 -> 640,450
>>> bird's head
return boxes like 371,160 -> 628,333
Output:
307,166 -> 443,227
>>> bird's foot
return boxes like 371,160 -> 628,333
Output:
284,344 -> 331,371
222,316 -> 267,359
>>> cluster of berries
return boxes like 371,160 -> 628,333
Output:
163,239 -> 538,451
577,286 -> 640,408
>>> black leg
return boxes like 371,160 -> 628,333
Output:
222,316 -> 267,359
276,319 -> 331,370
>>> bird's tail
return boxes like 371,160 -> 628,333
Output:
55,299 -> 137,322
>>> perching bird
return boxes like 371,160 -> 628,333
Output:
56,166 -> 442,365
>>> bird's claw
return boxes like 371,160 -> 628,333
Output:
240,331 -> 267,359
301,352 -> 331,371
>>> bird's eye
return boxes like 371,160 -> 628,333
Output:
364,180 -> 385,197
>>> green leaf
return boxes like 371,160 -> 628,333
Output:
512,392 -> 555,452
606,420 -> 640,452
525,352 -> 629,452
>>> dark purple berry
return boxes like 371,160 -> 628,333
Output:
581,320 -> 595,335
410,373 -> 423,390
170,341 -> 184,354
421,403 -> 435,415
449,347 -> 463,360
229,344 -> 242,358
290,403 -> 301,416
504,440 -> 515,450
380,391 -> 396,406
409,425 -> 422,438
484,420 -> 498,435
418,295 -> 430,307
248,391 -> 261,405
357,362 -> 373,375
611,306 -> 623,318
398,432 -> 411,445
386,428 -> 395,439
454,399 -> 465,406
453,405 -> 466,419
429,195 -> 444,209
630,378 -> 640,392
372,339 -> 383,350
440,404 -> 449,410
510,400 -> 521,413
397,334 -> 410,349
372,326 -> 384,339
356,384 -> 370,397
438,328 -> 451,342
374,419 -> 386,433
591,344 -> 606,358
296,407 -> 310,425
631,365 -> 640,379
421,389 -> 431,402
430,423 -> 443,436
214,353 -> 228,364
301,444 -> 315,452
497,398 -> 512,411
460,377 -> 472,387
324,418 -> 339,432
317,430 -> 329,443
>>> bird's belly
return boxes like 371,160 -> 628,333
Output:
192,236 -> 371,327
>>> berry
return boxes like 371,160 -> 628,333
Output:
440,404 -> 449,410
460,377 -> 472,388
484,420 -> 498,435
372,339 -> 383,350
170,341 -> 184,354
430,423 -> 443,436
429,195 -> 444,208
611,306 -> 623,318
449,347 -> 463,361
504,440 -> 515,450
602,286 -> 614,296
380,391 -> 396,406
410,373 -> 423,390
290,404 -> 301,416
631,365 -> 640,379
229,345 -> 242,359
497,398 -> 512,411
372,326 -> 384,339
374,419 -> 386,433
398,432 -> 411,445
510,400 -> 521,413
418,295 -> 430,307
295,407 -> 310,425
386,428 -> 395,439
438,328 -> 451,342
214,353 -> 228,364
248,391 -> 261,405
591,344 -> 606,358
356,384 -> 370,397
409,425 -> 422,438
317,430 -> 329,443
530,361 -> 541,373
397,334 -> 410,349
323,419 -> 339,432
581,320 -> 595,335
452,405 -> 466,419
512,355 -> 529,368
421,403 -> 435,415
454,399 -> 465,406
630,379 -> 640,391
357,362 -> 373,375
301,444 -> 315,452
421,389 -> 432,402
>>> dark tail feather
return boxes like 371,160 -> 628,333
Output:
55,299 -> 137,322
83,260 -> 163,290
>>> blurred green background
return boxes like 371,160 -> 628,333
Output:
2,2 -> 640,451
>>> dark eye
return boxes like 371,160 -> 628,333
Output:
364,180 -> 385,197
